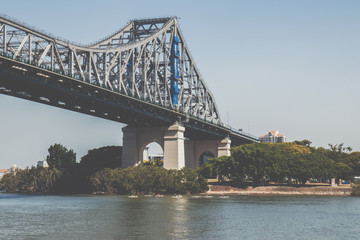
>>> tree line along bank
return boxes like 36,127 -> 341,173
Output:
0,140 -> 359,196
0,144 -> 207,194
199,140 -> 360,190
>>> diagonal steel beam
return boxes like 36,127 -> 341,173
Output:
37,42 -> 52,66
12,34 -> 29,59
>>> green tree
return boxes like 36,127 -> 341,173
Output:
90,168 -> 116,193
232,143 -> 274,186
89,165 -> 208,195
179,167 -> 208,194
346,152 -> 360,176
0,172 -> 19,192
231,142 -> 321,185
335,162 -> 353,181
198,155 -> 243,183
286,153 -> 315,185
211,156 -> 236,182
294,139 -> 312,148
0,168 -> 62,193
327,143 -> 352,163
198,158 -> 218,179
308,150 -> 335,181
80,146 -> 122,172
46,143 -> 76,169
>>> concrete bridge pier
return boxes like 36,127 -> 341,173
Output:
163,124 -> 185,170
121,124 -> 231,170
218,138 -> 232,157
184,138 -> 231,168
121,125 -> 165,168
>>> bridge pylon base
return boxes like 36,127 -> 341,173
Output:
163,124 -> 185,170
121,124 -> 231,170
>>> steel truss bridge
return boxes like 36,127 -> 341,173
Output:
0,15 -> 258,145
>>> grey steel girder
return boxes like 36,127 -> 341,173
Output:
0,15 -> 221,124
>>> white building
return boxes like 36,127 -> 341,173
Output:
259,130 -> 287,143
37,160 -> 49,168
149,153 -> 164,161
9,164 -> 21,172
143,147 -> 164,162
143,147 -> 150,161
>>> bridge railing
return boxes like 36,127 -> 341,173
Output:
0,14 -> 87,47
221,123 -> 259,140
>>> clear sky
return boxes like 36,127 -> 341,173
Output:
0,0 -> 359,169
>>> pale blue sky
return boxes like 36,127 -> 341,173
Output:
0,0 -> 359,168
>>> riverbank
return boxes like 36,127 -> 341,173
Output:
207,184 -> 352,196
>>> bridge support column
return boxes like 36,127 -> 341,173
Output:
121,125 -> 230,170
121,124 -> 186,170
189,138 -> 232,167
217,138 -> 231,157
121,126 -> 138,168
163,124 -> 185,170
122,125 -> 165,168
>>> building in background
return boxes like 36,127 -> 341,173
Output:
143,147 -> 164,162
143,147 -> 150,161
9,164 -> 21,173
149,153 -> 164,162
259,130 -> 287,143
37,160 -> 49,168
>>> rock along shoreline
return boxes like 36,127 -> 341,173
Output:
207,185 -> 352,196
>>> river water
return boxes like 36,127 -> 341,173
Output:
0,193 -> 359,240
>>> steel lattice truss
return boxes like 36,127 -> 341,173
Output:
0,16 -> 221,123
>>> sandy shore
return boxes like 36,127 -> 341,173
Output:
207,185 -> 352,196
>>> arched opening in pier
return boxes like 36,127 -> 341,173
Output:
199,151 -> 215,167
142,142 -> 164,167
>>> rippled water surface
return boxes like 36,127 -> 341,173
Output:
0,193 -> 359,240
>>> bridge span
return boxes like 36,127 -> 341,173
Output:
0,15 -> 258,169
